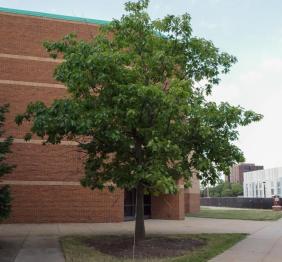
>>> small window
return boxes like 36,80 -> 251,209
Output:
252,182 -> 255,197
271,181 -> 275,196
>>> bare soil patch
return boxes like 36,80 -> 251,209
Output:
86,235 -> 205,259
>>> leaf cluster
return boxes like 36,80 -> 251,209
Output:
0,104 -> 14,220
16,0 -> 262,194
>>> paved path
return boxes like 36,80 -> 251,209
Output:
0,235 -> 64,262
0,218 -> 274,261
211,217 -> 282,262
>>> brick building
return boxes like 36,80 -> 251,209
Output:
227,163 -> 264,184
0,7 -> 200,223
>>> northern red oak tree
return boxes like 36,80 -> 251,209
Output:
16,0 -> 262,241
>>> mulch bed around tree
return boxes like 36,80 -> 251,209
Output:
86,235 -> 206,259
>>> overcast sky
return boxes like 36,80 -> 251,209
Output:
1,0 -> 282,168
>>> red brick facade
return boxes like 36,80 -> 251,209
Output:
8,186 -> 124,223
0,57 -> 58,84
0,9 -> 199,223
0,84 -> 67,137
185,193 -> 200,213
6,143 -> 84,182
0,12 -> 99,57
151,189 -> 185,220
184,175 -> 200,214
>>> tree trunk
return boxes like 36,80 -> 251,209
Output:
135,184 -> 145,243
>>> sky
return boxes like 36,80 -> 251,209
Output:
1,0 -> 282,169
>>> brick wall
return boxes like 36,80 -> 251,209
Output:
0,11 -> 124,223
0,57 -> 58,84
6,143 -> 84,182
0,12 -> 99,57
151,189 -> 185,220
0,10 -> 200,223
185,192 -> 200,213
6,185 -> 124,223
185,175 -> 200,213
0,84 -> 67,137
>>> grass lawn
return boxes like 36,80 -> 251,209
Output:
61,233 -> 246,262
188,207 -> 282,221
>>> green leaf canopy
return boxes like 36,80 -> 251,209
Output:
16,0 -> 262,194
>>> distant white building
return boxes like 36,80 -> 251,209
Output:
243,167 -> 282,198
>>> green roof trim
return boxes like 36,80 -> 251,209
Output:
0,6 -> 110,25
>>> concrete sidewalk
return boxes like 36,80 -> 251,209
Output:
0,217 -> 270,237
211,218 -> 282,262
0,218 -> 273,262
0,235 -> 64,262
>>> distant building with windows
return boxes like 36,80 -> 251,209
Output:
243,167 -> 282,198
227,163 -> 264,184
